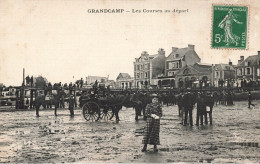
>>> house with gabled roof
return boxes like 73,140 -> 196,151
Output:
235,51 -> 260,87
158,44 -> 201,88
116,73 -> 133,89
133,48 -> 166,88
213,61 -> 235,87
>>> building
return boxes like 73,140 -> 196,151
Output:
213,61 -> 235,87
86,76 -> 108,85
116,73 -> 133,89
235,51 -> 260,87
174,63 -> 213,88
159,44 -> 201,88
133,48 -> 166,88
105,80 -> 116,89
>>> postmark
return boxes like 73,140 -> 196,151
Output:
211,5 -> 248,49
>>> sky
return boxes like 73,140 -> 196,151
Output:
1,0 -> 260,86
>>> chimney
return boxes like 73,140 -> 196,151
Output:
240,56 -> 244,61
258,51 -> 260,57
188,44 -> 195,50
158,48 -> 165,55
172,47 -> 178,52
228,59 -> 232,66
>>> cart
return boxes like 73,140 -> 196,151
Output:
80,97 -> 114,122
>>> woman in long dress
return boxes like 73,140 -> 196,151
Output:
141,94 -> 162,152
218,9 -> 243,46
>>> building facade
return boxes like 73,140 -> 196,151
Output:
86,76 -> 108,85
133,49 -> 166,88
174,63 -> 213,88
116,73 -> 133,89
159,44 -> 201,88
213,62 -> 235,87
235,51 -> 260,87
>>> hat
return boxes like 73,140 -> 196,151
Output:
150,93 -> 158,98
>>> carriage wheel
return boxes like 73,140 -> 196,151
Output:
101,106 -> 113,121
82,102 -> 100,122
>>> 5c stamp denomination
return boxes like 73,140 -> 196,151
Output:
212,5 -> 248,49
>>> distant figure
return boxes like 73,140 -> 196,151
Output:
26,98 -> 29,107
142,94 -> 162,153
69,95 -> 75,117
177,93 -> 183,124
80,78 -> 83,88
248,91 -> 255,109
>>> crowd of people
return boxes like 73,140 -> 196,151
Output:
13,82 -> 258,152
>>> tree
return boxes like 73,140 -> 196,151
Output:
35,76 -> 48,88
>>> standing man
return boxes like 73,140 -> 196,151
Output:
177,92 -> 184,124
142,94 -> 162,153
196,93 -> 206,126
248,91 -> 255,109
69,95 -> 75,117
182,88 -> 195,126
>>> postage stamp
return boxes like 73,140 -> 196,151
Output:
211,5 -> 248,49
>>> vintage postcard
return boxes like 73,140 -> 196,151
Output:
0,0 -> 260,163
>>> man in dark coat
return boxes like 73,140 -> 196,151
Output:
196,93 -> 206,125
182,89 -> 195,126
248,91 -> 255,108
69,95 -> 75,117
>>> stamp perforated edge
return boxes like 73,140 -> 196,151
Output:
210,4 -> 250,51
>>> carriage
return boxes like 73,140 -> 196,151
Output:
80,96 -> 114,122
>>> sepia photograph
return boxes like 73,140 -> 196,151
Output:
0,0 -> 260,163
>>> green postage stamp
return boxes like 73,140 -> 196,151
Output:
212,5 -> 248,49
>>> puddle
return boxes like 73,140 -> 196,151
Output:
228,142 -> 259,148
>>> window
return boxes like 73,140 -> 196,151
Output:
168,71 -> 174,76
136,73 -> 140,79
140,73 -> 143,78
176,54 -> 179,58
248,62 -> 251,66
144,64 -> 148,69
137,65 -> 140,70
237,69 -> 243,76
257,68 -> 260,76
144,72 -> 148,78
176,62 -> 179,68
168,62 -> 173,69
246,67 -> 251,75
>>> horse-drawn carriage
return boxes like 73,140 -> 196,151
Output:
79,96 -> 115,122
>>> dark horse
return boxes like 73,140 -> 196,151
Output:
103,93 -> 148,122
35,91 -> 64,117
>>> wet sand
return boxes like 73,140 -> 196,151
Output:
0,100 -> 259,163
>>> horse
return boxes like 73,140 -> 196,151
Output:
35,91 -> 62,117
129,93 -> 150,121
